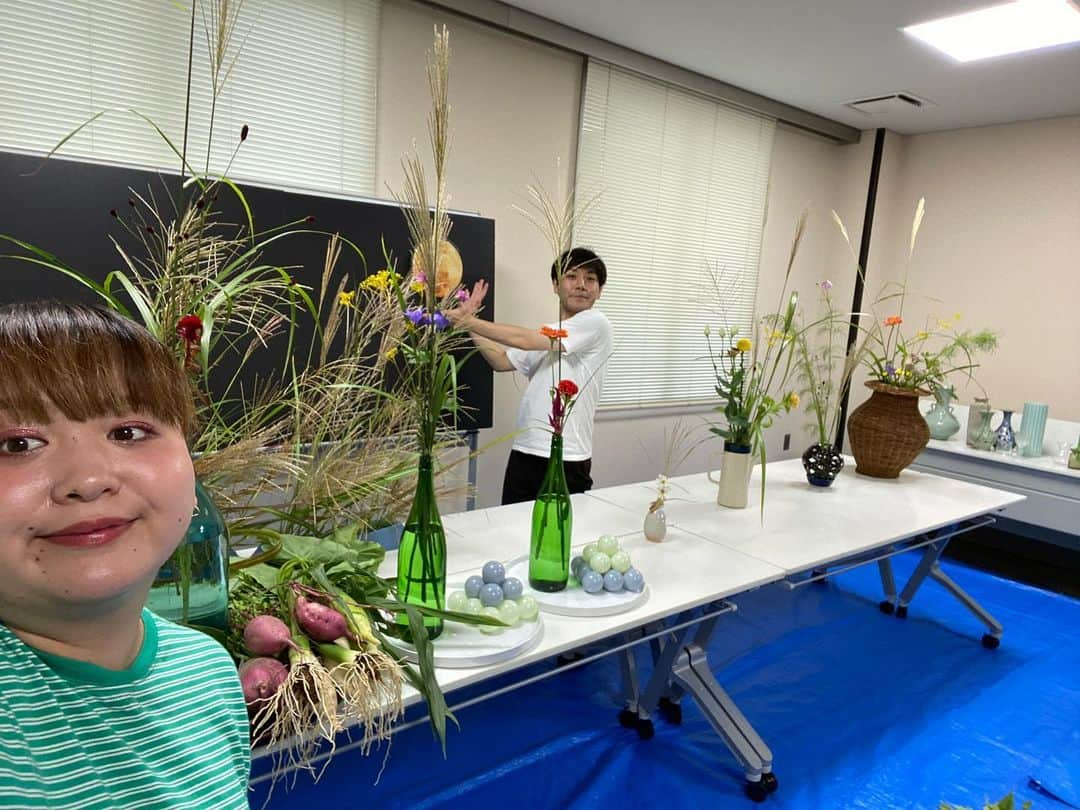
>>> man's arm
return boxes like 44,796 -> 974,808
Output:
471,333 -> 516,372
446,278 -> 554,352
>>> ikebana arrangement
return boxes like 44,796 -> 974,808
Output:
834,199 -> 998,478
0,16 -> 485,785
705,213 -> 805,510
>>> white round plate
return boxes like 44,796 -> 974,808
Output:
504,555 -> 649,617
385,612 -> 543,669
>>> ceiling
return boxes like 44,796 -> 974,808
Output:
498,0 -> 1080,134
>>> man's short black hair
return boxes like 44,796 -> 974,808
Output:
551,247 -> 606,288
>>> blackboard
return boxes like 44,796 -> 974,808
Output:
0,150 -> 494,430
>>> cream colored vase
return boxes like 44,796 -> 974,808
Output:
713,447 -> 753,509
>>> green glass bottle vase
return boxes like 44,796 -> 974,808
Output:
396,453 -> 446,641
529,433 -> 573,592
146,479 -> 229,629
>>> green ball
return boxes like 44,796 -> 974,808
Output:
597,534 -> 620,555
497,599 -> 521,626
610,550 -> 631,573
479,606 -> 504,634
517,594 -> 539,620
464,597 -> 484,615
447,590 -> 469,612
581,542 -> 598,561
589,551 -> 612,574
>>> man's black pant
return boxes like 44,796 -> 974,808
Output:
501,449 -> 593,505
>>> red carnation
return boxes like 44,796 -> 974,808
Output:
177,314 -> 203,343
557,379 -> 578,398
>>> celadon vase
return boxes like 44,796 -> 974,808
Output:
147,479 -> 229,629
396,453 -> 446,641
924,386 -> 961,440
529,433 -> 573,592
715,442 -> 753,509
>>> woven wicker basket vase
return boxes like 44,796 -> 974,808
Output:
847,381 -> 931,478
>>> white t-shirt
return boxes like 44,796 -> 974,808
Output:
506,308 -> 612,462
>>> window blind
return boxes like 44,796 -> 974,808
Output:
0,0 -> 378,196
574,61 -> 776,410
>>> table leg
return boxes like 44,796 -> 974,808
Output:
877,557 -> 898,614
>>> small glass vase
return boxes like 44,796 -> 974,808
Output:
801,442 -> 844,487
1069,445 -> 1080,470
396,453 -> 446,641
147,479 -> 229,629
924,386 -> 961,440
529,433 -> 573,592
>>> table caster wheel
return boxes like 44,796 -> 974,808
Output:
635,717 -> 654,740
895,605 -> 908,619
760,772 -> 778,793
744,780 -> 768,803
879,600 -> 895,615
618,708 -> 637,729
981,633 -> 1001,649
658,697 -> 682,725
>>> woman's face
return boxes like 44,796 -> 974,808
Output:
0,407 -> 195,617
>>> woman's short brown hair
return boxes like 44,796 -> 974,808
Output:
0,300 -> 195,436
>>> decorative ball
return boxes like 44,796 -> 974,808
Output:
464,597 -> 484,614
482,560 -> 506,585
479,582 -> 504,607
517,594 -> 539,620
464,575 -> 484,598
581,543 -> 598,562
570,555 -> 587,579
502,577 -> 524,600
589,552 -> 612,574
479,606 -> 504,634
597,534 -> 620,555
623,568 -> 645,593
610,550 -> 632,573
580,569 -> 604,593
603,569 -> 624,592
497,599 -> 521,626
447,590 -> 469,612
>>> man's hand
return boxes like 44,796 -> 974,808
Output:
446,279 -> 489,326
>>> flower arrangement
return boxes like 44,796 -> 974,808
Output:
834,199 -> 998,395
548,377 -> 580,434
0,11 -> 473,782
706,214 -> 806,458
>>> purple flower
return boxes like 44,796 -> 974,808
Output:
820,279 -> 833,290
884,362 -> 896,379
405,306 -> 426,326
432,311 -> 449,331
455,288 -> 469,302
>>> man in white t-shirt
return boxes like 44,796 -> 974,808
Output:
447,248 -> 612,504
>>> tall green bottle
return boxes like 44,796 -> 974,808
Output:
529,434 -> 573,592
396,453 -> 446,640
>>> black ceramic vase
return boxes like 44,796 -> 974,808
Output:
802,442 -> 844,487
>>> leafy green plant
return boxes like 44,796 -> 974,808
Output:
940,790 -> 1032,810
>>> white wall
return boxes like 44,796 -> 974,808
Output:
379,1 -> 1078,507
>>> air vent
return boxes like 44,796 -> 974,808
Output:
845,92 -> 936,116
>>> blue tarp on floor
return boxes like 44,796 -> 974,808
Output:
251,551 -> 1079,809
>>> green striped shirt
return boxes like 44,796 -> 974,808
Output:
0,610 -> 251,809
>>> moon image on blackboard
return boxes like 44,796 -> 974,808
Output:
411,239 -> 463,299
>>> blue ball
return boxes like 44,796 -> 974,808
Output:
580,569 -> 604,594
570,555 -> 587,580
482,560 -> 506,585
603,570 -> 624,592
623,568 -> 645,593
464,575 -> 484,598
479,582 -> 504,607
502,577 -> 524,600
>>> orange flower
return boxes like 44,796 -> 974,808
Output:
540,325 -> 569,340
883,315 -> 903,327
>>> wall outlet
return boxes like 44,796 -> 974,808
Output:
783,433 -> 791,450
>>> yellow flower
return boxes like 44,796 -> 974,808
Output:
409,281 -> 426,295
337,290 -> 356,307
767,329 -> 783,347
736,338 -> 752,352
359,269 -> 399,292
916,329 -> 928,340
785,392 -> 800,410
937,319 -> 952,330
953,312 -> 962,321
384,346 -> 398,360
